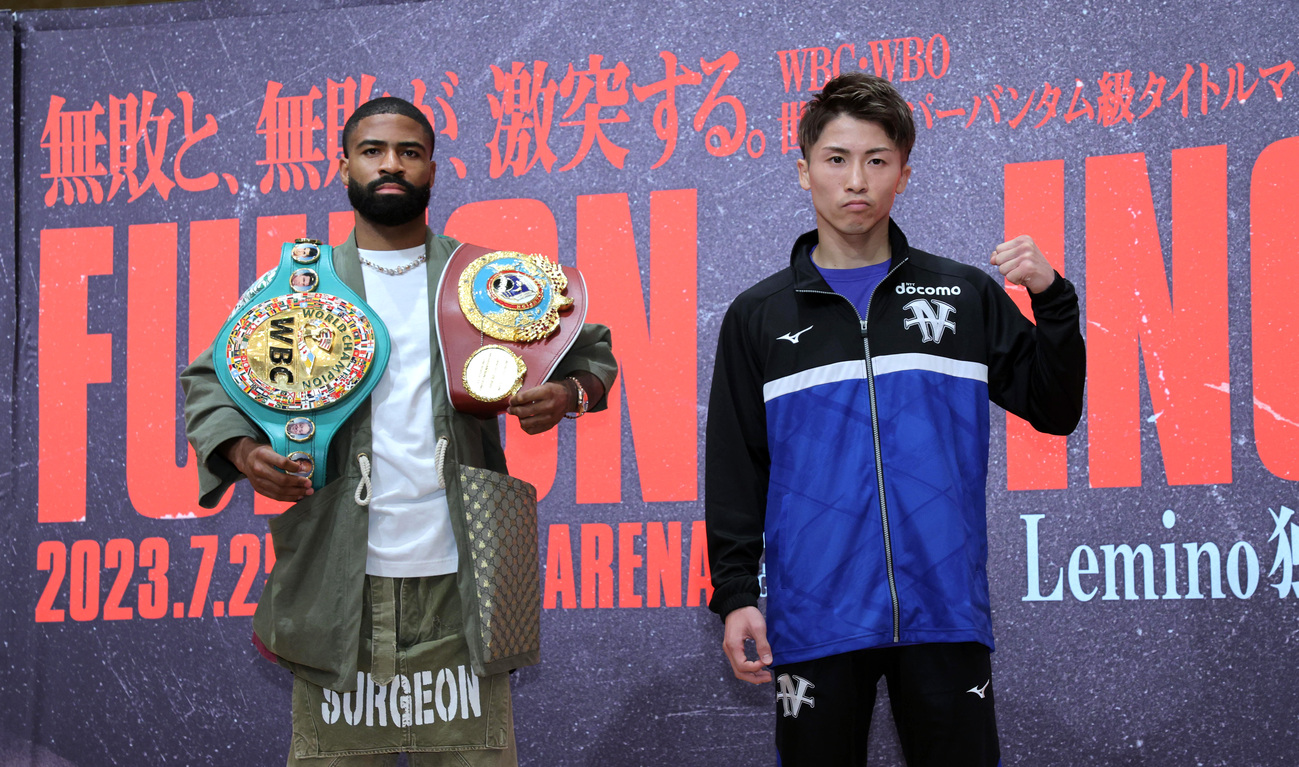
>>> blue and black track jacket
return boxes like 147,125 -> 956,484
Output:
705,221 -> 1085,665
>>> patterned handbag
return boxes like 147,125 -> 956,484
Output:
457,464 -> 541,666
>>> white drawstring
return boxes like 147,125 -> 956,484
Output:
354,453 -> 372,506
435,437 -> 449,490
358,439 -> 446,502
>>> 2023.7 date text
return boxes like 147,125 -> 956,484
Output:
35,534 -> 275,623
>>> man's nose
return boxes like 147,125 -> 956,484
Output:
378,149 -> 404,174
846,161 -> 868,191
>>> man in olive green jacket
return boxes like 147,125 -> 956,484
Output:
182,98 -> 616,765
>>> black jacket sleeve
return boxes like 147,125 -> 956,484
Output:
704,301 -> 771,620
985,272 -> 1087,435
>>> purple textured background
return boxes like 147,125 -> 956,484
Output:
3,1 -> 1299,765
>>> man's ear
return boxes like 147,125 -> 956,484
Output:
797,158 -> 811,191
338,155 -> 350,187
896,163 -> 912,194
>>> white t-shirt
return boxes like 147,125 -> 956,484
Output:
359,245 -> 458,577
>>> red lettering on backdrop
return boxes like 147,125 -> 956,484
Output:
778,49 -> 808,93
544,524 -> 577,609
174,92 -> 238,195
1086,148 -> 1230,488
618,522 -> 643,608
575,190 -> 698,503
444,199 -> 561,500
1003,160 -> 1068,490
631,52 -> 703,170
901,37 -> 927,82
256,82 -> 325,193
190,221 -> 243,396
329,210 -> 353,245
695,52 -> 747,158
1251,136 -> 1299,480
1258,61 -> 1295,99
859,36 -> 949,83
411,73 -> 466,179
776,45 -> 859,92
1097,72 -> 1138,126
866,39 -> 900,82
324,76 -> 378,187
264,532 -> 277,574
556,55 -> 632,172
1063,80 -> 1096,124
926,35 -> 951,79
581,523 -> 614,608
254,215 -> 307,515
40,97 -> 107,206
1032,82 -> 1064,129
779,101 -> 809,154
547,520 -> 702,609
107,92 -> 175,202
41,92 -> 235,206
486,61 -> 560,178
38,228 -> 114,523
833,44 -> 857,80
807,48 -> 834,91
981,85 -> 1015,125
646,521 -> 682,608
686,520 -> 713,607
125,221 -> 238,519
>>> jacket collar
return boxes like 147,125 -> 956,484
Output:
331,231 -> 365,297
790,218 -> 913,292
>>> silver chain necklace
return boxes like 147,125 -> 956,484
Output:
358,250 -> 427,275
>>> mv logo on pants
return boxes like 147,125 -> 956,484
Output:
776,673 -> 816,718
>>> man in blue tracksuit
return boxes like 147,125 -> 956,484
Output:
704,73 -> 1086,765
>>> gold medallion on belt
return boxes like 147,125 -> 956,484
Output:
457,251 -> 574,403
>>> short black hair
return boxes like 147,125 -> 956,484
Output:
798,73 -> 915,162
341,97 -> 435,157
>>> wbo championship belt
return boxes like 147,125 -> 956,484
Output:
213,239 -> 391,489
435,243 -> 587,417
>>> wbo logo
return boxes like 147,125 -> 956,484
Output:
903,298 -> 956,344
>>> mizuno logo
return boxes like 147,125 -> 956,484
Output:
903,299 -> 956,344
777,326 -> 814,344
967,680 -> 990,699
776,673 -> 816,718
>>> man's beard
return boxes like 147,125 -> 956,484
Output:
348,174 -> 431,227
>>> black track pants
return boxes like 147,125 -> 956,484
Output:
773,642 -> 1000,767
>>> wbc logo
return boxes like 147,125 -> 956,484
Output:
903,298 -> 956,344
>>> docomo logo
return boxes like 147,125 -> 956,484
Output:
896,282 -> 962,297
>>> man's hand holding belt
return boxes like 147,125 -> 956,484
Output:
507,373 -> 602,435
220,436 -> 315,502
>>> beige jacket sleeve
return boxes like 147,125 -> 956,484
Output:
550,322 -> 618,412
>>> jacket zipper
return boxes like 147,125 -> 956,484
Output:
797,256 -> 908,643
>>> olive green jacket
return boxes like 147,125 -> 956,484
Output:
181,229 -> 617,692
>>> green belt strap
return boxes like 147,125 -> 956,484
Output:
213,240 -> 391,489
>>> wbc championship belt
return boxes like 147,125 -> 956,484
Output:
435,243 -> 587,417
213,240 -> 391,489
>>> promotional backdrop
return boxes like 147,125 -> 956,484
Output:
3,1 -> 1298,765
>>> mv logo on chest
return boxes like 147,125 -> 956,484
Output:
903,298 -> 957,344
